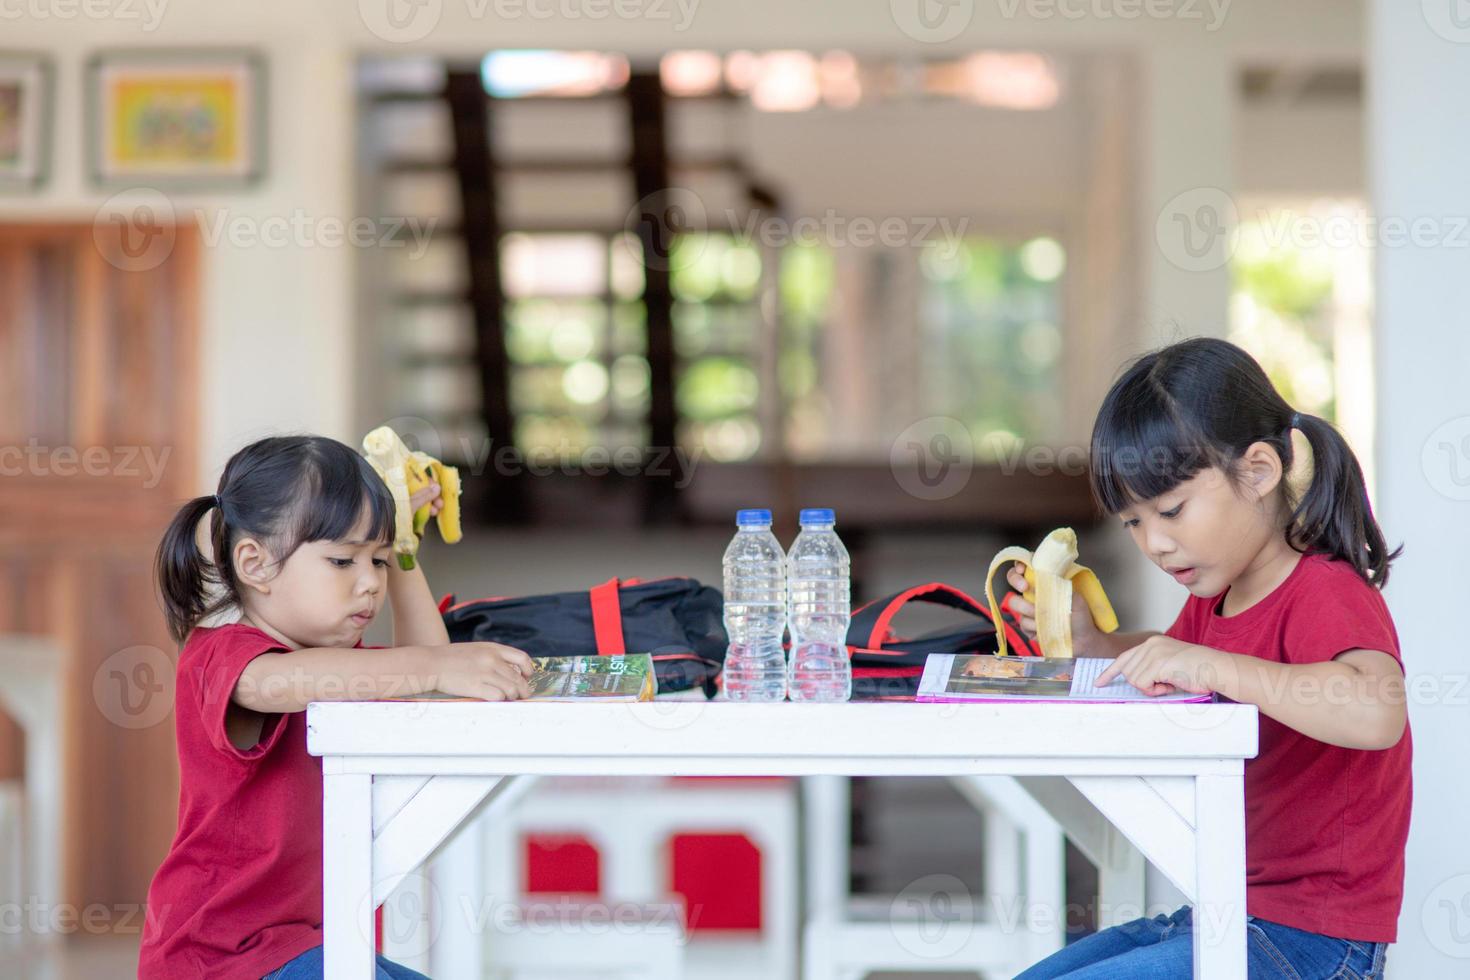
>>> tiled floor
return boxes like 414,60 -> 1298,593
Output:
9,936 -> 141,980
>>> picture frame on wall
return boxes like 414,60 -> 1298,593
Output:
88,49 -> 266,188
0,53 -> 53,191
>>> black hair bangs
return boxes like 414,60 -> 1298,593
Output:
1088,365 -> 1226,515
287,443 -> 398,549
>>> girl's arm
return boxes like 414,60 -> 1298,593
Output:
389,482 -> 452,648
1213,648 -> 1407,751
232,640 -> 534,713
389,561 -> 451,648
1096,637 -> 1408,751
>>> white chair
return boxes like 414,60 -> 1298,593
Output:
802,775 -> 1069,980
483,901 -> 687,980
0,635 -> 67,952
478,776 -> 799,980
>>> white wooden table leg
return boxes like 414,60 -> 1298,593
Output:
801,776 -> 848,980
431,807 -> 485,980
323,767 -> 375,980
1192,771 -> 1247,980
1096,823 -> 1147,926
1023,814 -> 1066,963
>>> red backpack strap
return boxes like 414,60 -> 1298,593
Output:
854,582 -> 1038,656
588,578 -> 627,656
863,583 -> 985,648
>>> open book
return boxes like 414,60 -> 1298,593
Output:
384,654 -> 658,702
916,653 -> 1213,704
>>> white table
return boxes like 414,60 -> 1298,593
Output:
307,700 -> 1258,979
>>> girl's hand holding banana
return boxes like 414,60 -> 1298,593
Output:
986,527 -> 1119,658
1003,562 -> 1111,658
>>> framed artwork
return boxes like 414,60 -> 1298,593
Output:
0,53 -> 52,190
88,50 -> 266,187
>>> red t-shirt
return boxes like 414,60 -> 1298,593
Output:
1165,551 -> 1411,942
139,624 -> 338,979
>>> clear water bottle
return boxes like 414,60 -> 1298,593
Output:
721,508 -> 788,701
787,508 -> 852,702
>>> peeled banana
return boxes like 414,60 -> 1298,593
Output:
361,426 -> 463,571
985,527 -> 1118,658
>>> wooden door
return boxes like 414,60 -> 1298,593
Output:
0,221 -> 199,924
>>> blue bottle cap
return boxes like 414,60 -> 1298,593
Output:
736,508 -> 773,526
799,508 -> 835,525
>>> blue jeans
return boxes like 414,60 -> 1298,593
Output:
262,945 -> 429,980
1014,906 -> 1387,979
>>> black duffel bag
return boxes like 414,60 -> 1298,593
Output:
440,577 -> 727,696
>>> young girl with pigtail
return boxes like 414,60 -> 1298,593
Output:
139,435 -> 532,980
1013,338 -> 1408,980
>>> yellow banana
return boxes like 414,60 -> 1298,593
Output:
985,527 -> 1118,658
361,426 -> 464,570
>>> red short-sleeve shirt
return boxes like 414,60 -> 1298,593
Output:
1165,551 -> 1411,942
139,624 -> 338,979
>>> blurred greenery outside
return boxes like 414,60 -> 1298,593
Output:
502,229 -> 1068,464
1228,207 -> 1353,426
496,207 -> 1357,466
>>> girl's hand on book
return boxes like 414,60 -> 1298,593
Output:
431,642 -> 535,700
1095,636 -> 1232,696
1004,562 -> 1105,656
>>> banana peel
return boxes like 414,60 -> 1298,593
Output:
361,426 -> 463,571
985,527 -> 1118,658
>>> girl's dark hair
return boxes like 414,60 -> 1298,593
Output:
1088,337 -> 1400,587
155,435 -> 397,644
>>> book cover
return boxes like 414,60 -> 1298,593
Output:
916,653 -> 1213,704
383,653 -> 658,702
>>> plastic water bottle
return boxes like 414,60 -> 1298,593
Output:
721,509 -> 788,701
787,508 -> 852,702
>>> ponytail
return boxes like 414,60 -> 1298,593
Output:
1288,413 -> 1402,588
155,494 -> 233,645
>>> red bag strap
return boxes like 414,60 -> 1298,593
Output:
588,578 -> 627,656
865,583 -> 986,649
858,582 -> 1038,657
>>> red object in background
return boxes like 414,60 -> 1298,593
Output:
670,834 -> 763,932
525,833 -> 603,895
523,830 -> 764,933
